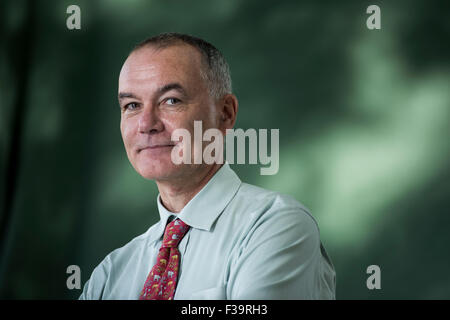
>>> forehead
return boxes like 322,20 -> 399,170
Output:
119,44 -> 205,91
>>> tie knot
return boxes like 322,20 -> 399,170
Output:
162,219 -> 190,248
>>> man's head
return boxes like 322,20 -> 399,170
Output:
133,33 -> 233,99
118,33 -> 238,181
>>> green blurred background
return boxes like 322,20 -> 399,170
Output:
0,0 -> 449,299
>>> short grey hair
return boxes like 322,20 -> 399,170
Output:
132,32 -> 232,99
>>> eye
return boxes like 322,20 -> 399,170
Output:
165,98 -> 181,105
124,102 -> 139,111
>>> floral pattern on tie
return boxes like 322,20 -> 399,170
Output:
139,218 -> 190,300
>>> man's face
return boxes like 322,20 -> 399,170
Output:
118,44 -> 221,181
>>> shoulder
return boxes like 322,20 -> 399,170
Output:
234,182 -> 318,229
228,182 -> 320,248
104,222 -> 159,267
79,223 -> 159,299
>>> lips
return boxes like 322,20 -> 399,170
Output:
138,144 -> 175,152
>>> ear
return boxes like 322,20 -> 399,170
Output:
219,94 -> 238,132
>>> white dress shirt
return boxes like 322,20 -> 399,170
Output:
79,163 -> 336,299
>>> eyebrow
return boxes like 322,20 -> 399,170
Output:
118,92 -> 138,101
118,82 -> 187,102
157,82 -> 187,96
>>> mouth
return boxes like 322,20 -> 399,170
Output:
138,144 -> 175,153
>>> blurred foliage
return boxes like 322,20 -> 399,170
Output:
0,0 -> 449,299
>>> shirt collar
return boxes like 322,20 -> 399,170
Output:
148,163 -> 241,244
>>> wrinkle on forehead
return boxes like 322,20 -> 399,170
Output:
118,45 -> 206,91
120,64 -> 158,82
120,45 -> 202,79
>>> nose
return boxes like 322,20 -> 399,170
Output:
138,104 -> 164,134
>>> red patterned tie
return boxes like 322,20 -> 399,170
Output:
139,219 -> 190,300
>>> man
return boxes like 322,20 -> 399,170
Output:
79,32 -> 336,300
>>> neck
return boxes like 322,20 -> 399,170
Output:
156,163 -> 223,213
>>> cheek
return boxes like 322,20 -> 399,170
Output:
120,119 -> 136,151
162,117 -> 185,138
196,102 -> 220,129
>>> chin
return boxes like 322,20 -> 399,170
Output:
138,167 -> 179,181
130,149 -> 173,180
134,159 -> 182,181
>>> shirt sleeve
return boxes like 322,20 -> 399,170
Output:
78,255 -> 111,300
227,204 -> 335,300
